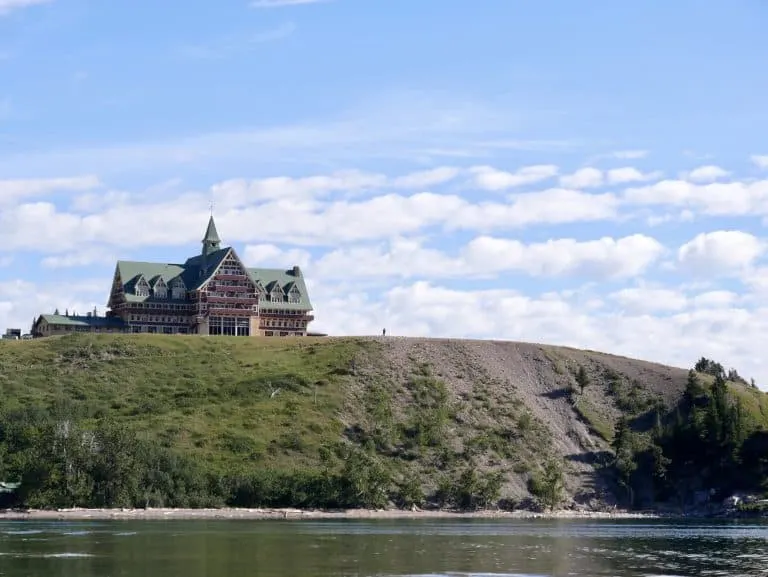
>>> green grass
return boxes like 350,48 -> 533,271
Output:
573,397 -> 614,442
695,371 -> 768,432
0,334 -> 368,473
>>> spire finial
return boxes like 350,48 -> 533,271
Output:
209,199 -> 215,217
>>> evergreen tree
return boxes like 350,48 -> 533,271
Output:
684,370 -> 705,404
612,417 -> 638,505
575,365 -> 590,394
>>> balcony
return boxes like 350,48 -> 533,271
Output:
207,295 -> 259,304
208,285 -> 253,293
207,308 -> 257,317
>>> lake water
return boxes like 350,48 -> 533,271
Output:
1,518 -> 767,576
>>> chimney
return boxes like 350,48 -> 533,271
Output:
292,265 -> 302,277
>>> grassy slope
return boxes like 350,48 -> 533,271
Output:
1,334 -> 766,504
0,334 -> 365,474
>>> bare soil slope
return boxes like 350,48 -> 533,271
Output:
345,337 -> 689,506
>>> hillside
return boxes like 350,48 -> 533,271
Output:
1,334 -> 766,511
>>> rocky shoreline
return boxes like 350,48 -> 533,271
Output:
0,507 -> 659,521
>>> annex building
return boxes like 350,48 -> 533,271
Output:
31,217 -> 315,338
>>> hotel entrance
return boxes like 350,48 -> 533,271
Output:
208,316 -> 251,336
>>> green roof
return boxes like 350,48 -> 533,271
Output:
38,314 -> 126,328
203,215 -> 221,245
113,247 -> 313,311
249,266 -> 313,311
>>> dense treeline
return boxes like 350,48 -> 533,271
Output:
612,360 -> 768,508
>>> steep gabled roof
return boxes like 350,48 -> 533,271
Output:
184,247 -> 232,290
203,215 -> 221,245
248,267 -> 313,311
116,261 -> 189,302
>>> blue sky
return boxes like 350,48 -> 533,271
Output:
2,0 -> 768,385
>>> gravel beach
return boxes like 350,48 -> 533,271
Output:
0,507 -> 658,521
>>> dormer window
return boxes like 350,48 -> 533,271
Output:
288,287 -> 301,304
270,287 -> 283,303
171,278 -> 186,300
154,279 -> 168,299
135,278 -> 150,297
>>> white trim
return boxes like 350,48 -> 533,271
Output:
135,276 -> 150,297
201,248 -> 257,293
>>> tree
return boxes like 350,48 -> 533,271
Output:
612,417 -> 638,505
684,370 -> 705,404
528,459 -> 564,510
575,366 -> 590,394
694,357 -> 725,379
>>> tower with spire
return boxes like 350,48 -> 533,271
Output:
202,215 -> 221,257
200,215 -> 222,277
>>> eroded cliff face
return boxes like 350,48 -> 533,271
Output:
344,337 -> 689,506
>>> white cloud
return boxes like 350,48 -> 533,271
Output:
243,243 -> 312,269
40,248 -> 117,269
461,234 -> 663,279
606,167 -> 661,184
278,233 -> 663,281
751,155 -> 768,169
645,209 -> 695,227
691,290 -> 739,309
471,164 -> 558,191
677,231 -> 765,274
610,286 -> 688,314
0,0 -> 51,16
559,167 -> 603,188
0,182 -> 623,253
391,167 -> 461,189
0,176 -> 100,205
623,179 -> 768,216
0,277 -> 108,334
686,165 -> 730,183
250,0 -> 328,7
212,170 -> 387,205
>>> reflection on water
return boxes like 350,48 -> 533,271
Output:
1,518 -> 767,576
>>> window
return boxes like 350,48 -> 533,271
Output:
288,288 -> 301,304
135,279 -> 150,297
155,286 -> 167,299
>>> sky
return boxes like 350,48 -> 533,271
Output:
2,0 -> 768,386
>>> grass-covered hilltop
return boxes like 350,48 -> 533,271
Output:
1,334 -> 767,513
